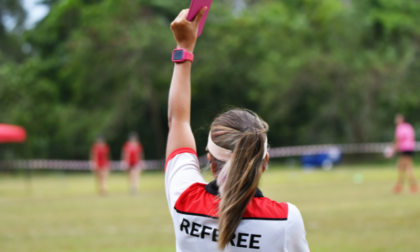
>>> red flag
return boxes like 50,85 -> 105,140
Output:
0,124 -> 27,143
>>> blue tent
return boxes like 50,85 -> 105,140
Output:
301,147 -> 342,170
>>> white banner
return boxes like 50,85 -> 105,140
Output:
1,142 -> 418,171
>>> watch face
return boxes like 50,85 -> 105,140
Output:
173,50 -> 184,60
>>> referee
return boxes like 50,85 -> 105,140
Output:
165,8 -> 309,251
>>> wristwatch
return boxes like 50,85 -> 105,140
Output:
172,48 -> 194,63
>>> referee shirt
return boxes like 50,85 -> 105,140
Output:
165,148 -> 310,252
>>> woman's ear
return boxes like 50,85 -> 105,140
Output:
262,153 -> 270,173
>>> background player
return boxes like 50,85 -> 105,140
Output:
164,8 -> 309,251
90,135 -> 110,196
121,132 -> 143,194
394,114 -> 418,193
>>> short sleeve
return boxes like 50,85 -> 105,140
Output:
285,203 -> 310,252
165,148 -> 206,210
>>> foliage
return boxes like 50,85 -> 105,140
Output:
0,0 -> 26,62
1,0 -> 420,159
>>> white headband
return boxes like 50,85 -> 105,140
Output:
207,133 -> 268,162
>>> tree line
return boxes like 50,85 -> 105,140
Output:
1,0 -> 420,160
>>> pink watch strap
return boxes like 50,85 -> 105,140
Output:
184,51 -> 194,62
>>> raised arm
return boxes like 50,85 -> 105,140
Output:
166,8 -> 206,158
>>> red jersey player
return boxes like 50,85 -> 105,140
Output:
121,132 -> 143,193
90,135 -> 110,196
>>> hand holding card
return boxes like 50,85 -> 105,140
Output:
187,0 -> 213,37
170,7 -> 206,53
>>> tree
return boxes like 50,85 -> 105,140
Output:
2,0 -> 420,160
0,0 -> 26,62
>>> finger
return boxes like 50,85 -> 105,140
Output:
179,9 -> 189,21
193,6 -> 207,24
170,21 -> 177,31
175,9 -> 187,20
171,10 -> 183,28
173,9 -> 187,25
171,9 -> 188,29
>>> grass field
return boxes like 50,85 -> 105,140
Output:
1,165 -> 419,252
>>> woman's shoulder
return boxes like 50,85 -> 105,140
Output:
286,203 -> 304,220
243,196 -> 290,220
174,182 -> 218,218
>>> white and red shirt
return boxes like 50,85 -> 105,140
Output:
165,148 -> 310,252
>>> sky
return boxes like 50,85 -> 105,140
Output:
22,0 -> 50,28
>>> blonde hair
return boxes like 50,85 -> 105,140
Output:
209,109 -> 268,249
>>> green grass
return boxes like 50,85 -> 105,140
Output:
1,165 -> 419,252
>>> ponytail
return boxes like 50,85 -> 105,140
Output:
208,110 -> 268,250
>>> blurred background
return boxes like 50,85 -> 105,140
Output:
1,0 -> 420,251
1,0 -> 420,160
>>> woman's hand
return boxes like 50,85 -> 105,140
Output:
170,7 -> 207,53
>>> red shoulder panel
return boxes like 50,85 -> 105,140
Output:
244,197 -> 288,220
175,183 -> 220,218
165,148 -> 197,172
174,183 -> 288,220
